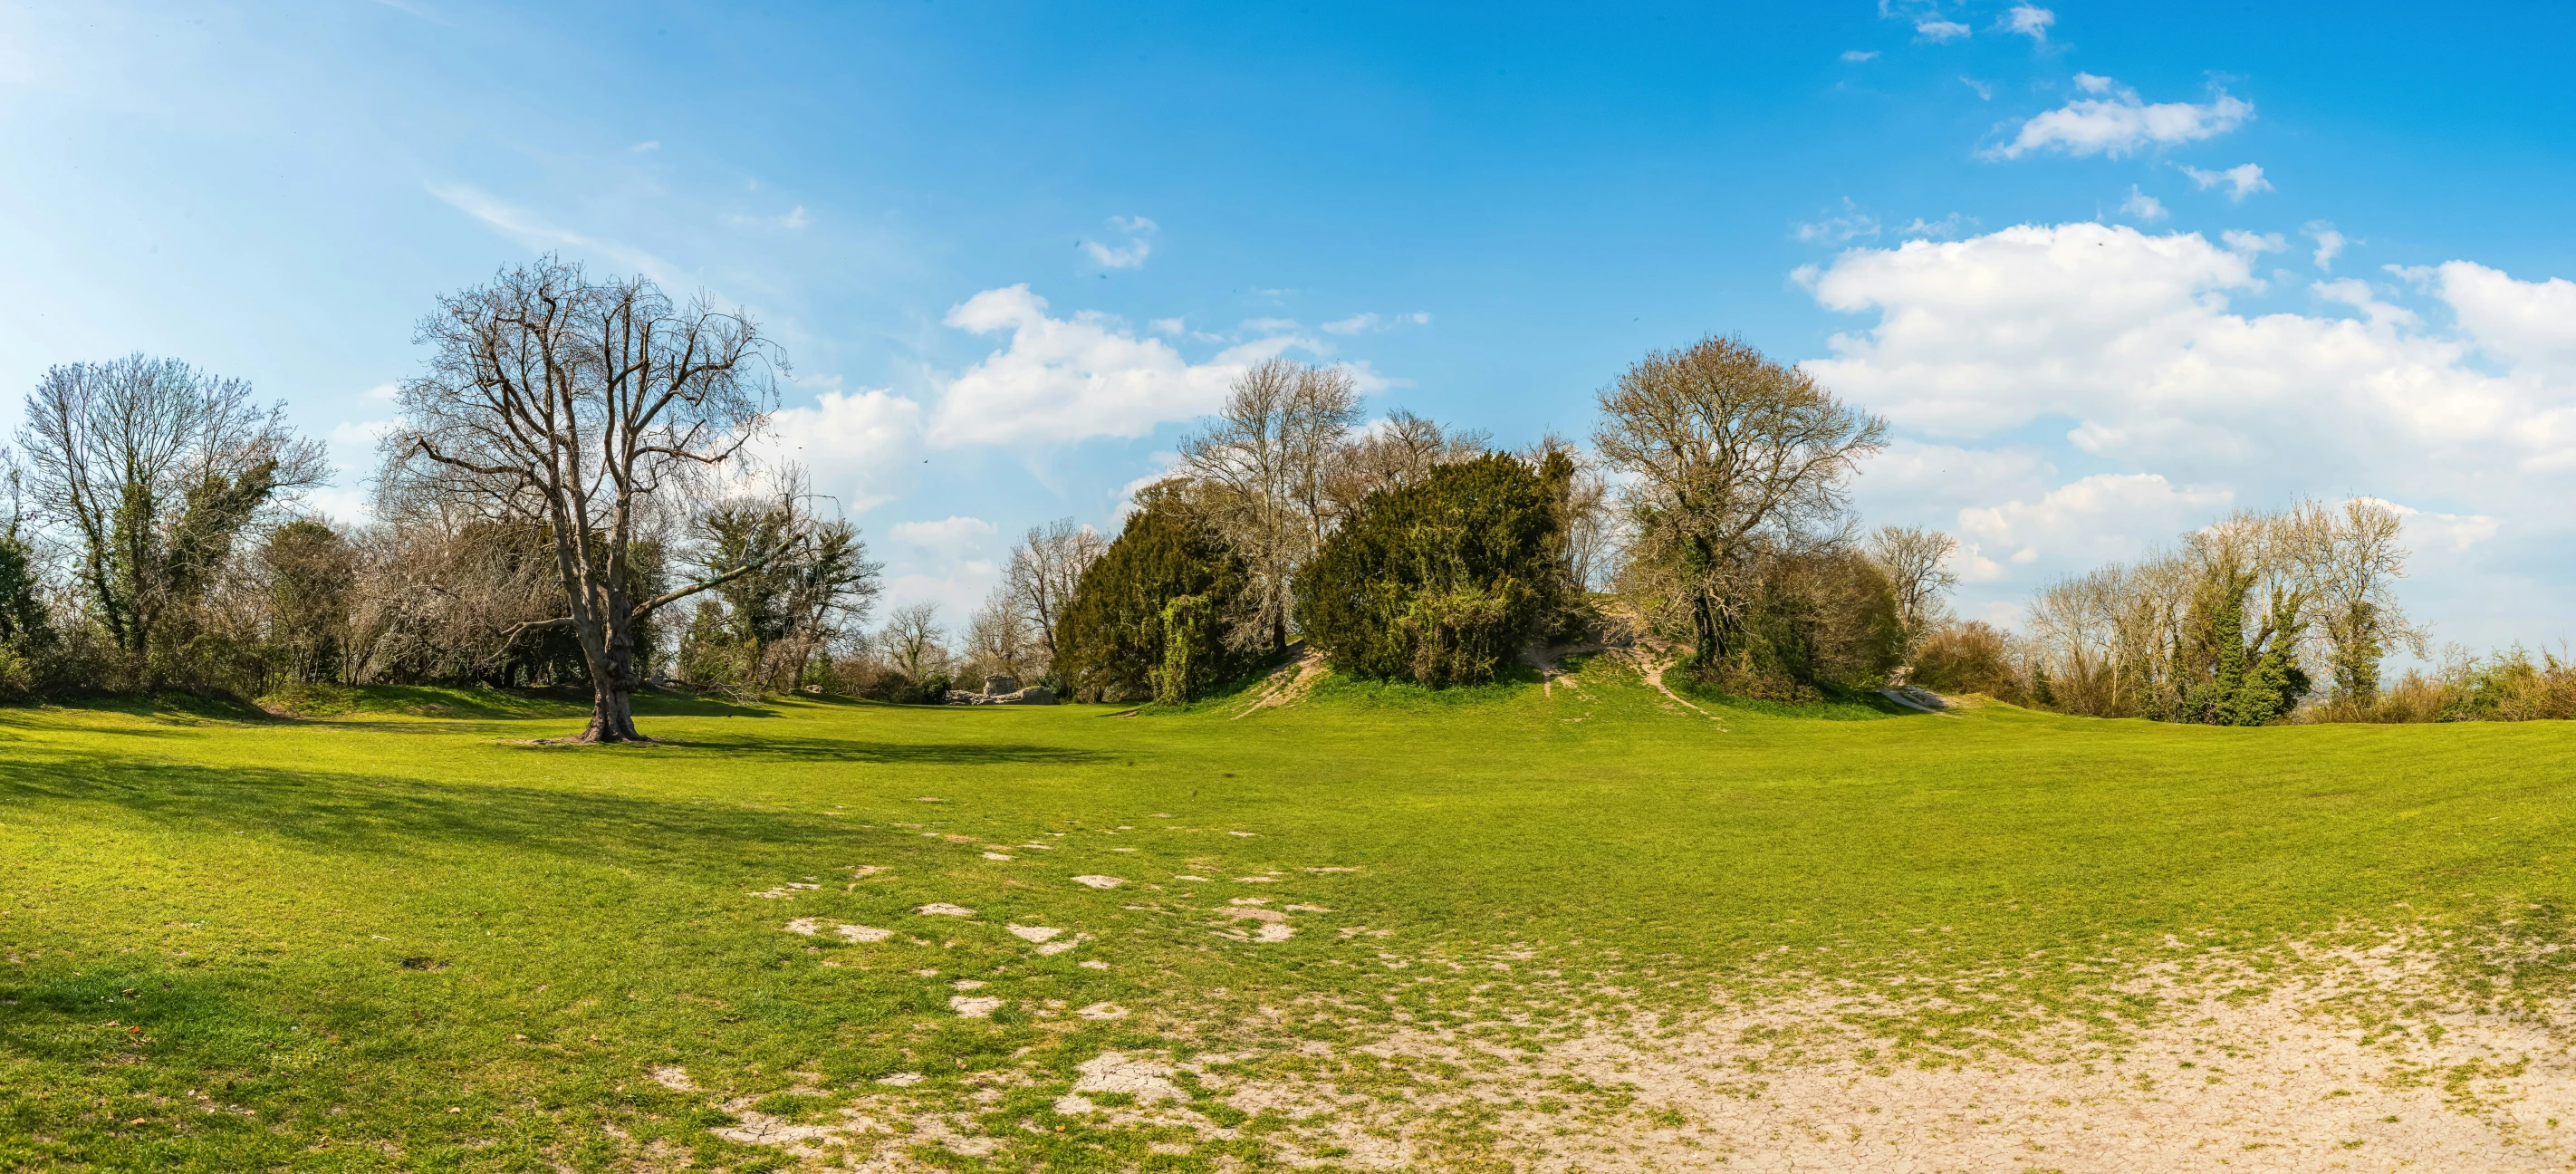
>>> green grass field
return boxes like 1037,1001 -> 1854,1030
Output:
5,660 -> 2572,1170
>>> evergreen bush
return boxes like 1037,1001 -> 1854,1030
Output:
1295,454 -> 1558,688
1058,487 -> 1249,704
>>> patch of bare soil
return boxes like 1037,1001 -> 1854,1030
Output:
1204,943 -> 2576,1172
1235,649 -> 1329,718
1612,648 -> 1725,727
699,932 -> 2576,1172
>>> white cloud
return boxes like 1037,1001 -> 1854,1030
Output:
2003,5 -> 2055,42
1149,317 -> 1185,336
2179,162 -> 2272,201
926,285 -> 1317,446
1795,198 -> 1881,245
889,515 -> 998,554
1990,77 -> 2252,159
1960,76 -> 1994,101
2354,496 -> 2500,553
630,140 -> 660,152
2312,278 -> 2417,328
2119,186 -> 2167,222
1917,19 -> 1971,42
1080,215 -> 1158,270
1957,473 -> 2234,570
1841,49 -> 1881,62
880,565 -> 1002,628
1800,223 -> 2576,641
751,383 -> 927,515
2302,222 -> 2348,271
2429,260 -> 2576,375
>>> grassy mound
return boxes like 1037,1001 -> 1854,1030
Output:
5,665 -> 2573,1169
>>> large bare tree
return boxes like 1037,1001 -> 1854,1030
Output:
1176,359 -> 1360,653
1002,517 -> 1107,676
389,258 -> 786,742
16,354 -> 326,680
1594,335 -> 1887,671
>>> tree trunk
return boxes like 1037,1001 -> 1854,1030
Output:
1691,590 -> 1720,671
571,614 -> 647,743
580,681 -> 641,743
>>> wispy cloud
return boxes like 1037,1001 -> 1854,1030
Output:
1916,19 -> 1970,42
2179,162 -> 2272,202
1322,311 -> 1433,335
2221,229 -> 2287,255
1795,197 -> 1881,245
1898,212 -> 1979,239
1841,49 -> 1880,63
630,140 -> 660,153
1080,215 -> 1158,270
726,204 -> 810,231
428,183 -> 680,285
2305,221 -> 2348,271
2001,5 -> 2054,43
1960,76 -> 1994,101
1989,75 -> 2252,159
2119,186 -> 2167,222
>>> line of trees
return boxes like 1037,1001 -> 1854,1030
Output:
0,262 -> 891,742
3,274 -> 2557,731
1907,498 -> 2576,725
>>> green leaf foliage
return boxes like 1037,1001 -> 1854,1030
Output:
1294,453 -> 1559,688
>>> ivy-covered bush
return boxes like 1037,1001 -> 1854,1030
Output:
1058,486 -> 1250,704
1295,453 -> 1560,688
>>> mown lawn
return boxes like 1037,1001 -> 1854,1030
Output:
4,663 -> 2571,1170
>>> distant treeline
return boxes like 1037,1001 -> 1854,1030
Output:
0,263 -> 2548,727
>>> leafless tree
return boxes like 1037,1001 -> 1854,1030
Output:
1176,359 -> 1362,652
386,258 -> 787,742
1524,434 -> 1619,593
1593,335 -> 1888,670
15,354 -> 327,679
879,601 -> 948,682
1002,517 -> 1107,675
1866,524 -> 1960,665
1323,409 -> 1488,520
2302,497 -> 2424,700
963,587 -> 1041,683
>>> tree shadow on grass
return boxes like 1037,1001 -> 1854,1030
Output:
633,734 -> 1105,764
0,738 -> 1105,862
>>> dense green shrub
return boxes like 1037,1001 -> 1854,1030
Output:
1911,620 -> 2026,703
1687,548 -> 1903,701
1058,486 -> 1250,704
1295,454 -> 1559,688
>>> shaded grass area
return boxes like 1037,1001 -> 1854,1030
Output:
5,665 -> 2575,1169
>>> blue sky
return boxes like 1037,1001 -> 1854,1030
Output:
5,1 -> 2575,650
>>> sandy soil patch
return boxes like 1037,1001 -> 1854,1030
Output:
1234,649 -> 1328,718
914,902 -> 975,917
947,995 -> 1003,1017
1191,943 -> 2576,1173
1007,924 -> 1062,943
1072,875 -> 1125,890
